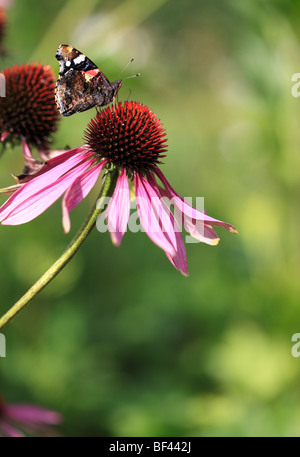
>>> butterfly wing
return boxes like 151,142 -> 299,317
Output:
55,45 -> 121,116
56,44 -> 99,75
55,70 -> 107,116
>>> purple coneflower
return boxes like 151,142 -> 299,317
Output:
0,396 -> 62,437
0,63 -> 60,170
0,101 -> 237,275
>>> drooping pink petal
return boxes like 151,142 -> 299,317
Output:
1,132 -> 9,142
0,148 -> 90,222
148,172 -> 221,248
1,159 -> 94,225
19,141 -> 45,176
5,404 -> 62,425
148,173 -> 221,245
42,147 -> 89,169
135,172 -> 189,276
106,168 -> 130,246
165,228 -> 189,276
0,421 -> 25,437
62,160 -> 105,233
154,167 -> 238,233
134,173 -> 178,257
144,172 -> 189,275
21,140 -> 32,161
14,148 -> 87,186
22,146 -> 90,184
183,216 -> 220,245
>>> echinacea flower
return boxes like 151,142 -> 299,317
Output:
0,101 -> 237,275
0,63 -> 60,170
0,396 -> 62,437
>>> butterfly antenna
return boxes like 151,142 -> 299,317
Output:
117,58 -> 140,80
117,58 -> 134,79
122,73 -> 141,80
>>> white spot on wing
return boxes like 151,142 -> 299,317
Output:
73,55 -> 86,65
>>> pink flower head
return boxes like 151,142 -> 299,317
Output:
0,396 -> 62,437
0,63 -> 61,170
0,101 -> 237,275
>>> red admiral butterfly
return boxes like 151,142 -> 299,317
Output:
55,44 -> 122,116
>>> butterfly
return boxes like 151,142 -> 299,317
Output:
55,44 -> 122,117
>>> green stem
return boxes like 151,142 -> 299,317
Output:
0,170 -> 118,330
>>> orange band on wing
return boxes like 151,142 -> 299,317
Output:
81,69 -> 99,77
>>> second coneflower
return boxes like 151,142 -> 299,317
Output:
0,63 -> 60,172
0,101 -> 237,276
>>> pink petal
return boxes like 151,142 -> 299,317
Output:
1,132 -> 9,142
135,173 -> 178,257
184,216 -> 220,245
0,421 -> 25,437
1,159 -> 94,225
154,168 -> 238,233
144,173 -> 188,275
134,173 -> 189,277
165,228 -> 189,276
43,147 -> 89,169
149,172 -> 222,249
107,169 -> 130,246
25,147 -> 91,184
5,404 -> 62,425
148,172 -> 222,245
62,161 -> 104,233
21,140 -> 32,161
0,148 -> 90,222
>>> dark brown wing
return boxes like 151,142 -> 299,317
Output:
55,70 -> 106,117
55,44 -> 122,116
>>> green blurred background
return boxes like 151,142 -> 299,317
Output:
1,0 -> 300,437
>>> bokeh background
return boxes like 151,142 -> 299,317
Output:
1,0 -> 300,437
